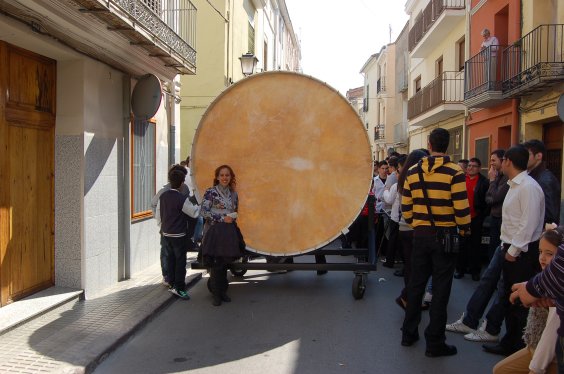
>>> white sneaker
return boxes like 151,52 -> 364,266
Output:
445,313 -> 475,334
423,291 -> 433,304
464,320 -> 499,342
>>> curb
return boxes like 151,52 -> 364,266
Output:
84,272 -> 203,374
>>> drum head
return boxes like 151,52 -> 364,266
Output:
191,71 -> 373,256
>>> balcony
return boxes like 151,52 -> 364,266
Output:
502,24 -> 564,98
377,77 -> 386,94
394,122 -> 409,146
375,124 -> 386,142
72,0 -> 197,74
408,0 -> 465,58
464,45 -> 508,108
408,71 -> 465,127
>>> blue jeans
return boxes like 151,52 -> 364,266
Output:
462,245 -> 505,334
160,234 -> 169,278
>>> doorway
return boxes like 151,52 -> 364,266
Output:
0,42 -> 56,306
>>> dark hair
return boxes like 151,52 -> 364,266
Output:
429,128 -> 450,153
504,144 -> 529,171
185,156 -> 191,164
169,164 -> 188,175
458,159 -> 469,166
169,169 -> 186,189
541,226 -> 564,248
397,154 -> 408,167
398,149 -> 428,194
491,149 -> 505,159
388,156 -> 399,169
213,164 -> 237,190
378,160 -> 388,168
469,157 -> 481,167
523,139 -> 546,161
389,151 -> 400,158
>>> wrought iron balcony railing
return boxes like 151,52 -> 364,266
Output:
377,77 -> 386,94
408,0 -> 465,52
502,24 -> 564,97
464,44 -> 506,100
114,0 -> 196,65
408,71 -> 464,119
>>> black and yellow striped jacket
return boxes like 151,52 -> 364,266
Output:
401,155 -> 471,234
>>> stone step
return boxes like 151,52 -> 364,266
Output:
0,286 -> 83,336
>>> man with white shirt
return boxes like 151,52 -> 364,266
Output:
373,160 -> 389,259
483,144 -> 545,356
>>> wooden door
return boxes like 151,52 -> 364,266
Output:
543,121 -> 563,186
0,42 -> 56,306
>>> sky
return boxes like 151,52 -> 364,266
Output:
284,0 -> 409,95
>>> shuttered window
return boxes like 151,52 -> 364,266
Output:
132,117 -> 156,219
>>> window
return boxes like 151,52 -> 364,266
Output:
457,36 -> 465,71
415,76 -> 421,93
436,56 -> 443,77
475,137 -> 490,175
132,117 -> 156,219
446,126 -> 463,162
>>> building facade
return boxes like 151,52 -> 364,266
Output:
0,0 -> 196,305
179,0 -> 301,158
464,0 -> 520,173
405,0 -> 466,162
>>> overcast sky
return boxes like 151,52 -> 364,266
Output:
284,0 -> 409,95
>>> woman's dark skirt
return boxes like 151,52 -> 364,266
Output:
202,222 -> 243,266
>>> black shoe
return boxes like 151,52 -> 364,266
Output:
317,270 -> 328,275
220,293 -> 231,302
425,344 -> 457,357
453,271 -> 464,279
401,335 -> 419,347
212,296 -> 222,306
472,273 -> 481,281
482,344 -> 513,356
393,269 -> 404,277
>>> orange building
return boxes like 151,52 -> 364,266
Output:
464,0 -> 521,167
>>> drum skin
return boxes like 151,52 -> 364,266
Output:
191,71 -> 373,256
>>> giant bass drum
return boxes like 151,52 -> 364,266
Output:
191,71 -> 373,256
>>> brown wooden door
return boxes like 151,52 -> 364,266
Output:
543,121 -> 563,186
0,42 -> 56,306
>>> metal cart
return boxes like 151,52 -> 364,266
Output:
192,195 -> 378,299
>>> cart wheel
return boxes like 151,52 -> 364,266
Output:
352,275 -> 366,300
230,268 -> 247,277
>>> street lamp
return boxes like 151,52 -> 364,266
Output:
239,53 -> 258,76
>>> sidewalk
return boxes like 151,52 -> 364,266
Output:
0,255 -> 204,374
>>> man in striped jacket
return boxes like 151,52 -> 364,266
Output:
400,128 -> 471,357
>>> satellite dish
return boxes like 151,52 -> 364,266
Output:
558,94 -> 564,122
131,74 -> 162,119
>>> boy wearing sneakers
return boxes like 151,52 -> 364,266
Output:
157,168 -> 201,299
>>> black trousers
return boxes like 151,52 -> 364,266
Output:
399,230 -> 413,301
402,233 -> 456,350
499,241 -> 541,350
210,264 -> 228,297
165,235 -> 188,291
456,217 -> 484,275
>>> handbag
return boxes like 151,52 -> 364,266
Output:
417,167 -> 460,254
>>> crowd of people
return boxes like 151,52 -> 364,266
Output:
366,129 -> 562,373
151,130 -> 564,373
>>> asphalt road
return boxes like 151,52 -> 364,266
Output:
95,255 -> 501,374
